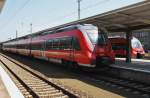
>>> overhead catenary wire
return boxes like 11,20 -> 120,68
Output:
1,0 -> 110,40
48,0 -> 110,24
23,0 -> 110,34
1,0 -> 109,31
0,0 -> 32,32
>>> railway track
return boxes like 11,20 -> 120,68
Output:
1,52 -> 150,98
0,53 -> 80,98
82,70 -> 150,97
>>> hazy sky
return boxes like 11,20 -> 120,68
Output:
0,0 -> 144,41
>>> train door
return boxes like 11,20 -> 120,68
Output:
41,41 -> 46,58
69,36 -> 81,66
29,38 -> 32,56
70,37 -> 80,63
70,37 -> 75,62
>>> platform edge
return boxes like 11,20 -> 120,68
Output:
0,65 -> 25,98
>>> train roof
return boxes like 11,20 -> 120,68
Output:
3,24 -> 96,43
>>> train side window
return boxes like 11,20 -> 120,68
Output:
38,43 -> 42,50
61,38 -> 66,50
31,43 -> 42,50
53,39 -> 60,50
46,39 -> 53,50
73,37 -> 80,50
45,37 -> 80,51
64,37 -> 72,50
64,38 -> 69,50
17,44 -> 20,49
59,38 -> 65,50
31,44 -> 34,50
52,39 -> 56,50
26,44 -> 30,49
59,37 -> 68,50
24,44 -> 27,49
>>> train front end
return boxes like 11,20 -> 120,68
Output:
131,37 -> 145,58
94,32 -> 115,67
79,25 -> 115,68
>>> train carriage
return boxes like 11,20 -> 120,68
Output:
109,36 -> 145,58
3,24 -> 115,68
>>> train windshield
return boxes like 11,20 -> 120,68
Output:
87,32 -> 108,45
112,44 -> 126,50
131,37 -> 142,48
98,33 -> 108,45
87,32 -> 98,44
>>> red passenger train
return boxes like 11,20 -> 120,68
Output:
2,24 -> 115,68
109,36 -> 145,58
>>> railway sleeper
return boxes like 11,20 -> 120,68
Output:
28,84 -> 50,87
16,83 -> 24,87
33,89 -> 56,93
133,85 -> 144,88
141,87 -> 150,90
23,92 -> 31,97
23,81 -> 43,84
18,86 -> 26,90
37,88 -> 60,91
60,95 -> 70,98
28,85 -> 51,88
32,87 -> 56,92
32,86 -> 54,90
25,81 -> 46,84
20,89 -> 29,94
26,82 -> 49,85
25,78 -> 44,80
39,92 -> 65,98
25,95 -> 33,98
37,90 -> 61,95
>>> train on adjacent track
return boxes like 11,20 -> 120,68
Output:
109,36 -> 145,58
2,24 -> 115,68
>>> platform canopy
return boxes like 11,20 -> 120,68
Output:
0,0 -> 5,13
12,0 -> 148,38
40,0 -> 150,33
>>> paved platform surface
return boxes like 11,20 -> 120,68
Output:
0,76 -> 10,98
111,58 -> 150,73
0,63 -> 24,98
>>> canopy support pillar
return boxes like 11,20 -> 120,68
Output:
126,30 -> 132,63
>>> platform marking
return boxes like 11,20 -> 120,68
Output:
116,58 -> 150,63
0,65 -> 25,98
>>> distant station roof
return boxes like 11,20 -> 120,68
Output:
0,0 -> 5,12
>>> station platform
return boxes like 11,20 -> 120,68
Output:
109,58 -> 150,85
111,58 -> 150,73
0,76 -> 10,98
0,64 -> 25,98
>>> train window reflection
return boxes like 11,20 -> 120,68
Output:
87,32 -> 98,44
131,38 -> 142,48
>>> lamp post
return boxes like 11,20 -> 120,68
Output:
30,23 -> 32,34
77,0 -> 82,20
29,23 -> 33,54
16,30 -> 18,39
